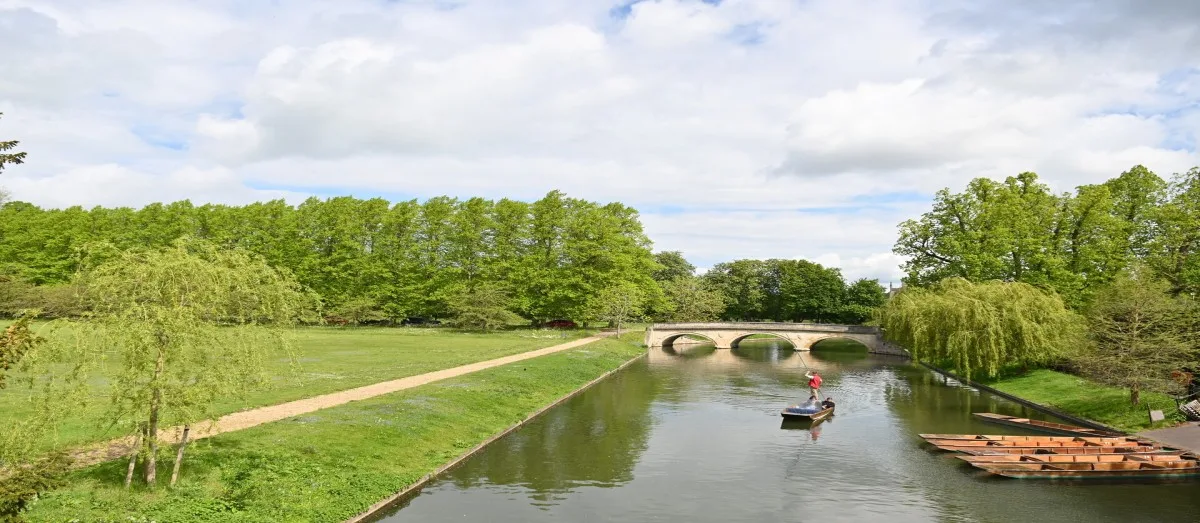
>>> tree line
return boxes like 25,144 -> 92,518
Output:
895,166 -> 1200,307
0,199 -> 887,328
0,192 -> 665,326
884,165 -> 1200,408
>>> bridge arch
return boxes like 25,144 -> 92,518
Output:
730,332 -> 796,349
659,332 -> 718,348
808,336 -> 871,352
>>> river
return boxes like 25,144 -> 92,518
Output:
368,340 -> 1200,523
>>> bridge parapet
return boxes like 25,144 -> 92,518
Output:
645,322 -> 907,357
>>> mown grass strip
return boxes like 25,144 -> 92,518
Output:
23,337 -> 645,523
981,369 -> 1183,432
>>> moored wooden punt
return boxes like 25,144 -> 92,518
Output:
957,453 -> 1189,465
927,440 -> 1157,453
971,454 -> 1200,479
919,434 -> 1135,443
958,445 -> 1170,456
925,438 -> 1137,449
780,405 -> 834,421
972,412 -> 1125,437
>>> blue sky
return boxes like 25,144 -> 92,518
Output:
1,0 -> 1198,282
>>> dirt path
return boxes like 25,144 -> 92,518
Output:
68,333 -> 613,469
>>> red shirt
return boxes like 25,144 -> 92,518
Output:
809,375 -> 822,388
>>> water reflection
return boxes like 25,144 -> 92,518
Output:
377,343 -> 1200,523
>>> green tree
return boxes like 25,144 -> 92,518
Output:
652,251 -> 695,282
1076,269 -> 1198,406
592,283 -> 646,337
328,297 -> 388,325
839,278 -> 886,324
1103,165 -> 1167,259
878,277 -> 1084,380
0,112 -> 26,177
448,284 -> 521,331
1,315 -> 92,523
703,259 -> 767,320
76,238 -> 309,487
659,276 -> 725,322
1147,168 -> 1200,297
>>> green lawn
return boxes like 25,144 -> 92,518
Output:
0,325 -> 594,450
981,369 -> 1184,432
22,336 -> 646,523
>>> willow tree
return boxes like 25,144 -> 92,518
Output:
878,278 -> 1084,380
1,315 -> 94,522
77,238 -> 310,487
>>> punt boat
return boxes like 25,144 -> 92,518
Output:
968,454 -> 1200,479
957,453 -> 1191,465
972,412 -> 1125,438
781,404 -> 834,421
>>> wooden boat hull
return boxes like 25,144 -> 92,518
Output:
973,412 -> 1124,437
781,405 -> 834,421
958,446 -> 1169,456
919,434 -> 1136,443
958,453 -> 1188,465
985,467 -> 1200,479
929,441 -> 1157,453
971,453 -> 1200,479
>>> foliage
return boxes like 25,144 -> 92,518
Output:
1074,269 -> 1198,405
895,165 -> 1200,308
1146,167 -> 1200,297
658,276 -> 724,322
0,316 -> 41,389
0,113 -> 26,175
74,238 -> 311,486
326,297 -> 388,326
0,192 -> 660,326
0,316 -> 91,522
447,284 -> 522,331
652,251 -> 695,282
20,339 -> 645,523
591,283 -> 646,335
701,259 -> 882,324
0,452 -> 70,523
878,278 -> 1085,380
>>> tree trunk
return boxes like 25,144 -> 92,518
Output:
170,425 -> 190,487
1130,384 -> 1140,406
145,347 -> 166,486
124,425 -> 145,489
616,320 -> 622,338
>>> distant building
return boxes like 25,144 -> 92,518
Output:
886,282 -> 903,299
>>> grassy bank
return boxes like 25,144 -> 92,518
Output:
22,335 -> 645,523
981,369 -> 1183,432
0,325 -> 592,449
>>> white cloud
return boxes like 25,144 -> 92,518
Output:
1,0 -> 1199,283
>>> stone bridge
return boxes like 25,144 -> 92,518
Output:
645,322 -> 908,356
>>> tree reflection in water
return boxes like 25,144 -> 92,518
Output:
441,362 -> 662,506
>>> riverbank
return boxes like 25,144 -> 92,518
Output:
22,335 -> 646,522
0,325 -> 591,450
980,369 -> 1183,433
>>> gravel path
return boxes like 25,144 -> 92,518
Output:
68,333 -> 611,469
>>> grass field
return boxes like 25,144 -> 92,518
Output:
21,335 -> 646,523
0,324 -> 594,450
981,369 -> 1184,432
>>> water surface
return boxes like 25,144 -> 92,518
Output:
372,341 -> 1200,523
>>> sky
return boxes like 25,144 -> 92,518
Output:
1,0 -> 1198,285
